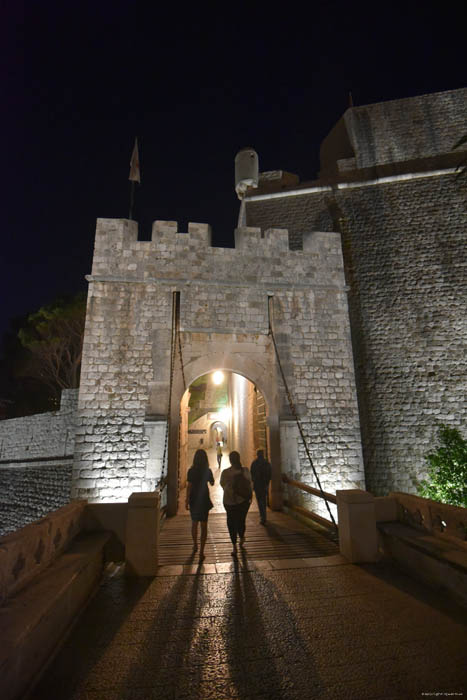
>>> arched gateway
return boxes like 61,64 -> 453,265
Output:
72,218 -> 365,518
167,357 -> 280,516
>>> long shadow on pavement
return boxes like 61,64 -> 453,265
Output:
263,520 -> 338,558
30,571 -> 152,699
115,557 -> 206,699
222,549 -> 325,700
358,560 -> 467,625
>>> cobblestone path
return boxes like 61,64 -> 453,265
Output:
31,555 -> 467,699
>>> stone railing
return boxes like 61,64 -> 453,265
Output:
0,490 -> 162,607
0,500 -> 86,604
376,492 -> 467,608
389,491 -> 467,545
336,489 -> 467,607
0,492 -> 161,700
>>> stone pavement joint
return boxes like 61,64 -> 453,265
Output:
158,554 -> 348,577
30,558 -> 467,699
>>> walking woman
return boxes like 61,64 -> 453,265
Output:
185,449 -> 214,561
220,450 -> 252,556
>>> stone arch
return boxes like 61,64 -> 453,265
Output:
175,352 -> 278,410
209,420 -> 228,448
166,352 -> 282,515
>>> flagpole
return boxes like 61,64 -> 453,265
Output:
129,180 -> 135,220
128,137 -> 140,221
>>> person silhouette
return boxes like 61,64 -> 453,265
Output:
250,449 -> 272,525
216,442 -> 223,469
185,449 -> 214,561
220,451 -> 252,556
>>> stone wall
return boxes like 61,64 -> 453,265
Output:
0,389 -> 78,461
246,190 -> 333,251
186,414 -> 210,452
0,390 -> 78,536
0,464 -> 73,537
320,88 -> 467,175
338,173 -> 466,495
143,419 -> 167,488
344,89 -> 467,168
229,373 -> 256,468
245,146 -> 466,496
253,387 -> 267,455
75,218 -> 364,513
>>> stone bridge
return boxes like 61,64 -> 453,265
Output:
1,488 -> 466,699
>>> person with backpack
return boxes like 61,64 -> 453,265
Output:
220,450 -> 252,556
250,449 -> 272,525
185,448 -> 215,562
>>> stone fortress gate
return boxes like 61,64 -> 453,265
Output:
72,214 -> 365,516
1,89 -> 464,537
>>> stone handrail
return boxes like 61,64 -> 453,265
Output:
0,491 -> 163,605
389,492 -> 467,547
0,500 -> 87,604
376,492 -> 467,608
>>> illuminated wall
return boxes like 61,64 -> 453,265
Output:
74,219 -> 363,511
0,389 -> 78,536
229,373 -> 256,469
245,88 -> 467,495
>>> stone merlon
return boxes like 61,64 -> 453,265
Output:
90,218 -> 345,288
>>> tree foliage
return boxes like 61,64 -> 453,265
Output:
418,425 -> 467,507
17,293 -> 86,400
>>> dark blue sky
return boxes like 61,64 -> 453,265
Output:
1,1 -> 466,340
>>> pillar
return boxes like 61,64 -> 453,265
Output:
336,489 -> 378,563
125,492 -> 160,575
268,414 -> 283,510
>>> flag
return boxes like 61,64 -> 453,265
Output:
129,138 -> 140,183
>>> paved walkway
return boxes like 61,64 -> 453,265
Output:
31,552 -> 467,699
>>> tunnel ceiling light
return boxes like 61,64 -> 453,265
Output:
212,371 -> 224,385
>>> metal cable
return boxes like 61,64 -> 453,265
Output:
160,293 -> 177,485
177,322 -> 186,393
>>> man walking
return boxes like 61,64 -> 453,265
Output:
250,449 -> 272,525
216,442 -> 223,469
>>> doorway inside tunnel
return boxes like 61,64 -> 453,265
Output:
177,370 -> 268,514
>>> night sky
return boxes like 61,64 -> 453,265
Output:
1,1 -> 466,342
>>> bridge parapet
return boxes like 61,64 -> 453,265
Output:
0,492 -> 156,700
338,489 -> 467,608
0,500 -> 86,604
0,501 -> 111,700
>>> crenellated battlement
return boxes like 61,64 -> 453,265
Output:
78,212 -> 360,507
152,221 -> 212,246
94,218 -> 289,250
91,218 -> 344,288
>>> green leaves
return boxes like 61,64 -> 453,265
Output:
418,425 -> 467,507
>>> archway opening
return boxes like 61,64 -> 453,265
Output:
177,370 -> 267,512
